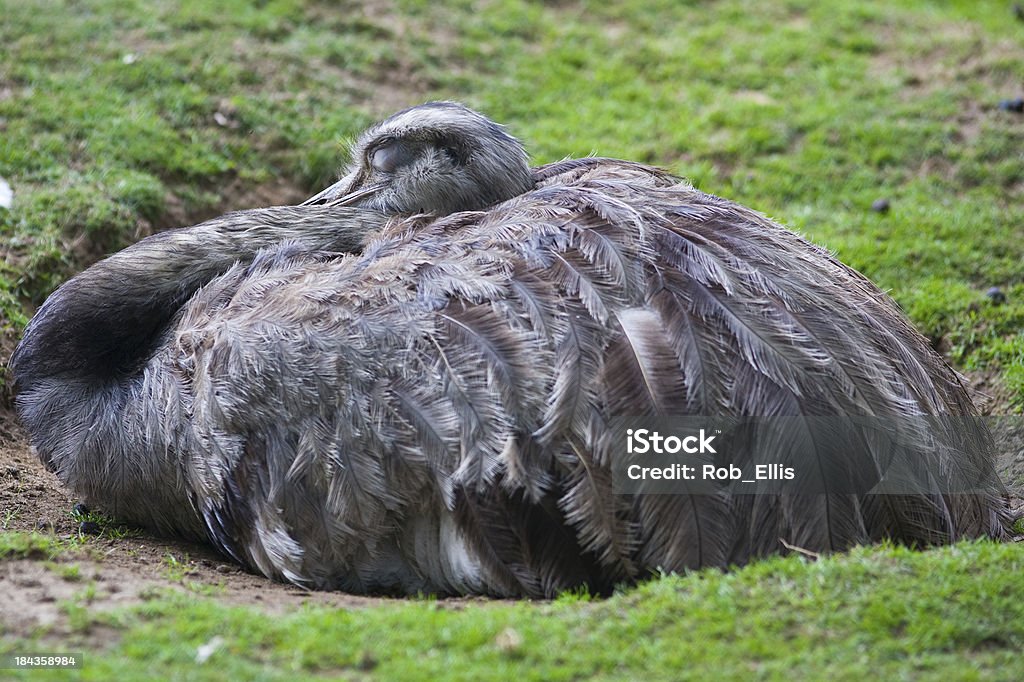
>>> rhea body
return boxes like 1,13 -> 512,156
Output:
10,103 -> 1008,597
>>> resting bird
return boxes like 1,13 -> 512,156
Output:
10,102 -> 1008,597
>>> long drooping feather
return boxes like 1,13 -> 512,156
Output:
11,153 -> 1009,598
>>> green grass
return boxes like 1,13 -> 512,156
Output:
0,518 -> 138,564
0,531 -> 68,561
53,562 -> 83,582
0,525 -> 131,561
70,505 -> 142,541
2,0 -> 1023,678
4,541 -> 1024,680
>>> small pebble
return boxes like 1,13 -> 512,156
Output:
36,519 -> 55,533
78,520 -> 101,535
3,466 -> 19,479
494,627 -> 525,655
215,564 -> 235,574
357,652 -> 378,671
870,198 -> 891,213
986,286 -> 1007,305
72,502 -> 90,516
998,98 -> 1024,113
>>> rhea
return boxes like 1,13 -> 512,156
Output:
10,102 -> 1008,597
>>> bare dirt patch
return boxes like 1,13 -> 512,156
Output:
971,370 -> 1024,507
867,20 -> 1022,101
867,18 -> 1022,184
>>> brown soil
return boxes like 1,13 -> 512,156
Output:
867,19 -> 1024,185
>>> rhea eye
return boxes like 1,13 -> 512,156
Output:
370,143 -> 414,174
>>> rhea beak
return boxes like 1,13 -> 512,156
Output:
302,171 -> 385,208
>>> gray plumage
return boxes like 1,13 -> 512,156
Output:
10,103 -> 1008,597
11,206 -> 383,540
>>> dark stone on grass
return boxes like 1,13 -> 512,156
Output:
72,502 -> 90,516
871,198 -> 891,213
36,518 -> 55,532
357,652 -> 379,671
78,520 -> 101,535
998,98 -> 1024,113
986,287 -> 1007,305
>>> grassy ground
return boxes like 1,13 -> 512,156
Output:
1,0 -> 1023,679
4,538 -> 1024,681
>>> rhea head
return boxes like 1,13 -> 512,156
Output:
303,101 -> 535,216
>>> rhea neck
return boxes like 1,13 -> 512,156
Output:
10,206 -> 384,390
